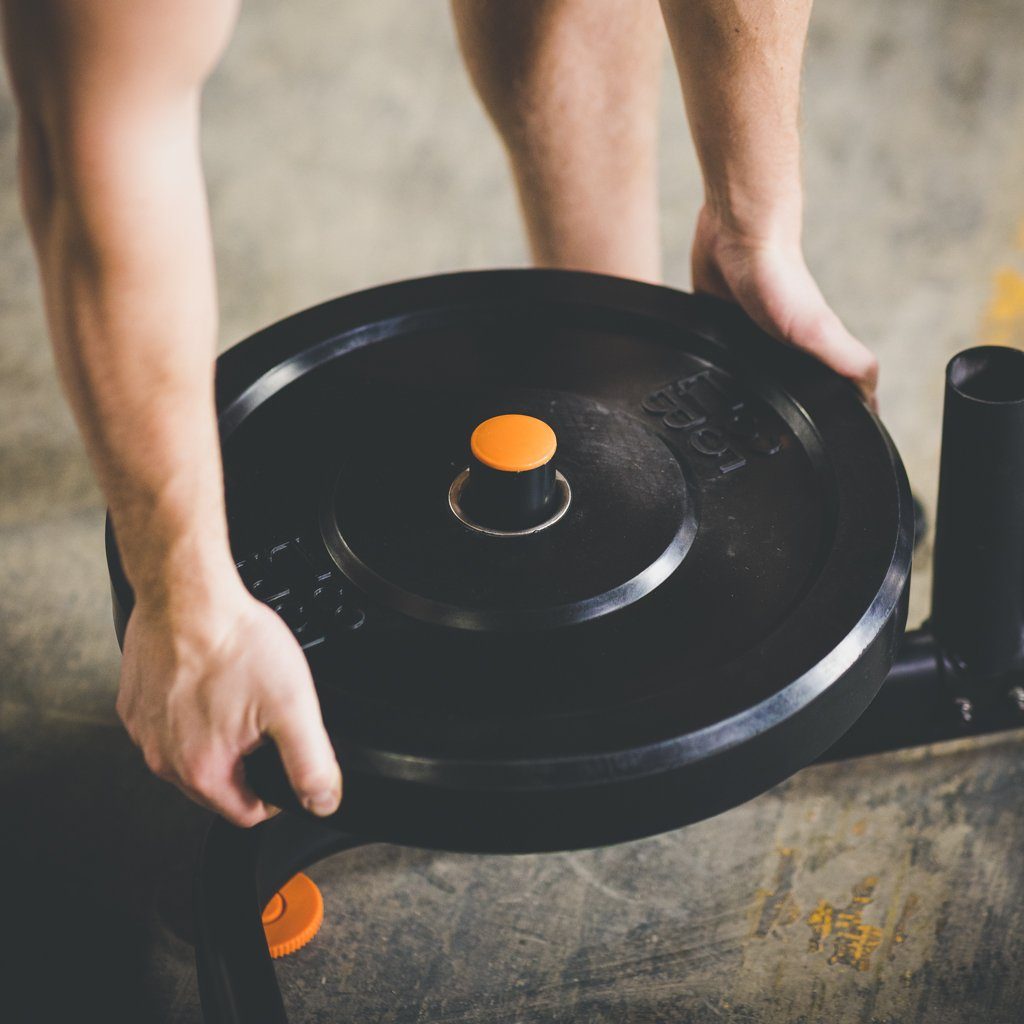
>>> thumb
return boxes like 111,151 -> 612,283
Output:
265,687 -> 342,817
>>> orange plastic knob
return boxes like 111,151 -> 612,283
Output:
261,872 -> 324,959
470,414 -> 556,473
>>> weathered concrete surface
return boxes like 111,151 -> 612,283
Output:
2,0 -> 1024,1020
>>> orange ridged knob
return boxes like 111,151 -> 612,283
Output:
261,872 -> 324,959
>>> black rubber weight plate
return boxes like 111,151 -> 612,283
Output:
106,270 -> 913,852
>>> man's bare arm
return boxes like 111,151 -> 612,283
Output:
2,0 -> 342,825
660,0 -> 878,403
453,0 -> 877,402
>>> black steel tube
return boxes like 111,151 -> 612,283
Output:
462,457 -> 556,531
818,628 -> 1024,762
931,346 -> 1024,678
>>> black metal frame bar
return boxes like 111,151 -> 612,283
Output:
818,627 -> 1024,762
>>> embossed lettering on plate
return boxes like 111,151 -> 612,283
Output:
642,368 -> 784,476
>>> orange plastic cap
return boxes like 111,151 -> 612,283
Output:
471,414 -> 556,473
261,872 -> 324,959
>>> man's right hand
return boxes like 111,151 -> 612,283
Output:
116,575 -> 342,827
3,0 -> 328,828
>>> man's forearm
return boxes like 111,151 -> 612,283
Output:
660,0 -> 877,399
660,0 -> 810,239
4,0 -> 244,610
22,93 -> 233,608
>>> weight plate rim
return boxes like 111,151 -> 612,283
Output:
106,269 -> 913,796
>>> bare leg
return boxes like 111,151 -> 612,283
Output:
452,0 -> 664,283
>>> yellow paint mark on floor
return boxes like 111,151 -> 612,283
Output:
806,899 -> 833,952
980,220 -> 1024,347
752,851 -> 915,973
829,917 -> 884,971
752,848 -> 800,938
981,267 -> 1024,346
804,876 -> 885,971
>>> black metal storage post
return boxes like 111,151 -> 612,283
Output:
931,346 -> 1024,682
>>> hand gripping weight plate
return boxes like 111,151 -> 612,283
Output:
105,270 -> 913,853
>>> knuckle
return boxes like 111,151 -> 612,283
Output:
232,807 -> 267,829
798,312 -> 834,353
120,718 -> 141,747
862,352 -> 880,384
179,756 -> 216,795
845,348 -> 878,390
115,691 -> 135,730
142,745 -> 170,780
270,666 -> 313,702
262,686 -> 295,721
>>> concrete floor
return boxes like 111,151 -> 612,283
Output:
2,0 -> 1024,1020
